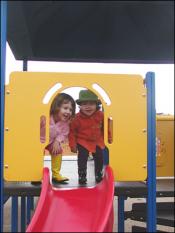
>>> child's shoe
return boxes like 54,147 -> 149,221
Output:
31,181 -> 42,186
95,171 -> 103,183
51,155 -> 69,184
52,174 -> 69,184
78,171 -> 87,185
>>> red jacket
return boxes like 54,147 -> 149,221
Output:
69,110 -> 105,153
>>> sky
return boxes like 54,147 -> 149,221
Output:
6,43 -> 174,115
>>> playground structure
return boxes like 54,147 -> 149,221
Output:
4,72 -> 147,182
2,63 -> 158,232
3,112 -> 174,232
3,71 -> 149,232
1,1 -> 174,232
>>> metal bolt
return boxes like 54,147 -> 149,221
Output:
142,93 -> 146,97
6,90 -> 10,94
142,129 -> 147,133
4,165 -> 9,169
5,128 -> 9,131
142,165 -> 147,168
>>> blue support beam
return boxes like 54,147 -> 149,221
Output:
23,60 -> 28,72
11,197 -> 18,232
103,147 -> 109,165
118,196 -> 125,232
27,197 -> 33,225
1,1 -> 7,231
21,197 -> 26,232
30,197 -> 34,211
145,72 -> 157,232
18,61 -> 29,232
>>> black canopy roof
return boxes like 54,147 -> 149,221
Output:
7,1 -> 174,63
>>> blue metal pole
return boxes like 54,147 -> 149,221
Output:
23,60 -> 28,71
118,196 -> 125,232
1,1 -> 7,232
11,197 -> 18,232
31,197 -> 34,210
145,72 -> 157,232
27,197 -> 32,225
103,147 -> 109,165
21,197 -> 26,232
25,53 -> 32,218
19,60 -> 28,232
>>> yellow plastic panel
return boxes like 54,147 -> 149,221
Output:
156,115 -> 174,177
4,72 -> 147,181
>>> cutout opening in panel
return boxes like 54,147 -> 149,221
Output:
108,117 -> 113,144
41,86 -> 108,186
61,87 -> 87,113
92,83 -> 111,106
43,83 -> 62,104
40,116 -> 46,143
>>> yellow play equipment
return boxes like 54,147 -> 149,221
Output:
156,114 -> 174,177
4,72 -> 147,182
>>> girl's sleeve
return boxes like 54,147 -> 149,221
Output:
55,134 -> 65,144
49,117 -> 57,142
100,111 -> 104,134
68,118 -> 78,149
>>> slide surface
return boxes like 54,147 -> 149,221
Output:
26,166 -> 114,232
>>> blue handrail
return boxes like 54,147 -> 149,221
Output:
145,72 -> 157,232
1,1 -> 7,231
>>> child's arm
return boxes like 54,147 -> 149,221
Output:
100,111 -> 104,134
49,117 -> 57,141
51,140 -> 63,155
47,116 -> 62,155
68,118 -> 78,153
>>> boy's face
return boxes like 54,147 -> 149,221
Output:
80,101 -> 97,116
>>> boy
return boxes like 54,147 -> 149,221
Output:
69,90 -> 105,184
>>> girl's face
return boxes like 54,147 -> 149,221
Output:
57,101 -> 73,122
80,101 -> 97,116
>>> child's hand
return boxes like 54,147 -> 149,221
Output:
71,146 -> 77,153
51,140 -> 62,155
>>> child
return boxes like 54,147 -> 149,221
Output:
41,93 -> 75,184
69,90 -> 105,184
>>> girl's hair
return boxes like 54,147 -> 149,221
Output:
50,93 -> 76,118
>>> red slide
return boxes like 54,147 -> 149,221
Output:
26,166 -> 114,232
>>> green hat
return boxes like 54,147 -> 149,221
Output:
76,90 -> 101,105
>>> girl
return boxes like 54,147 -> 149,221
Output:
41,93 -> 75,183
69,89 -> 105,184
